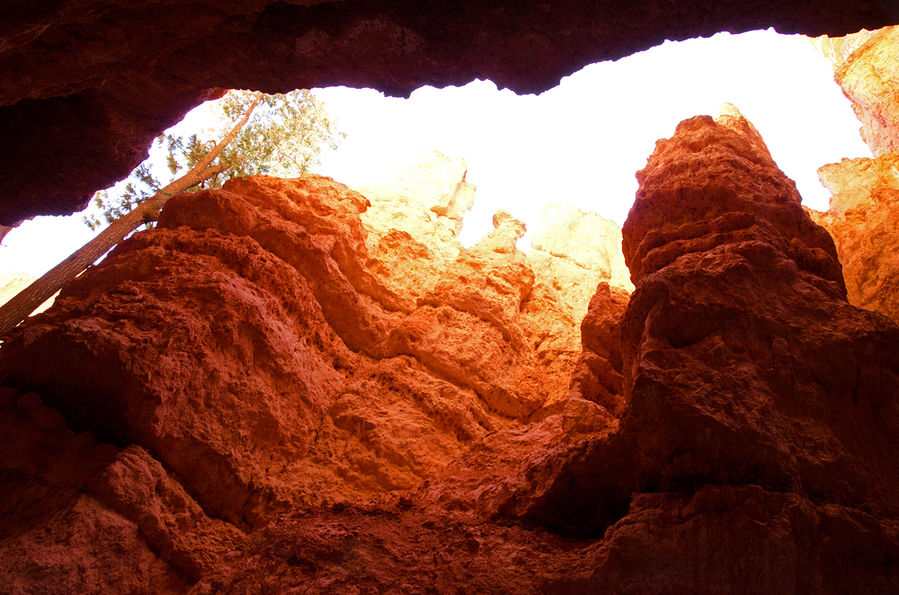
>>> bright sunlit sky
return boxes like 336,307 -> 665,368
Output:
0,29 -> 872,278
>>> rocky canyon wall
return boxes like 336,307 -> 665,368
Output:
2,18 -> 899,592
0,156 -> 629,591
1,1 -> 897,224
811,25 -> 899,326
812,154 -> 899,324
1,99 -> 898,591
814,26 -> 899,156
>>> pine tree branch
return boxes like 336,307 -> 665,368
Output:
188,93 -> 262,180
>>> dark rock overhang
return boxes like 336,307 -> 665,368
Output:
1,0 -> 897,224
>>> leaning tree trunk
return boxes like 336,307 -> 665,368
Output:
0,95 -> 261,337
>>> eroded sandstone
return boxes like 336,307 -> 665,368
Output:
415,109 -> 899,591
529,202 -> 632,321
0,387 -> 236,593
357,151 -> 475,300
811,26 -> 899,327
0,164 -> 630,589
2,103 -> 899,591
521,110 -> 899,535
811,154 -> 899,324
814,25 -> 899,156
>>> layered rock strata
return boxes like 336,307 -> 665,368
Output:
1,1 -> 897,223
2,109 -> 899,591
0,174 -> 574,532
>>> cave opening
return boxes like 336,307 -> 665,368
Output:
0,28 -> 870,285
1,4 -> 899,589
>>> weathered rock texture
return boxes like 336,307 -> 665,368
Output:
2,105 -> 898,591
814,25 -> 899,156
612,108 -> 899,523
809,26 -> 899,327
529,202 -> 633,321
0,387 -> 240,592
567,282 -> 631,415
1,174 -> 554,532
0,167 -> 626,591
1,1 -> 897,224
357,151 -> 475,300
811,154 -> 899,324
474,109 -> 899,590
526,204 -> 633,409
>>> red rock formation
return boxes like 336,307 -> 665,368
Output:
568,282 -> 630,415
0,387 -> 239,592
0,169 -> 625,589
518,204 -> 632,409
357,151 -> 475,301
3,109 -> 899,591
0,163 -> 592,589
614,109 -> 898,514
421,109 -> 899,590
0,175 -> 516,530
387,210 -> 547,418
1,1 -> 896,223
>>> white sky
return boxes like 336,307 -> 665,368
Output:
0,28 -> 871,277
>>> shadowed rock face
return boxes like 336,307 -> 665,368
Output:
2,103 -> 898,591
0,165 -> 611,523
614,111 -> 899,513
1,1 -> 898,223
6,19 -> 899,582
0,167 -> 623,591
